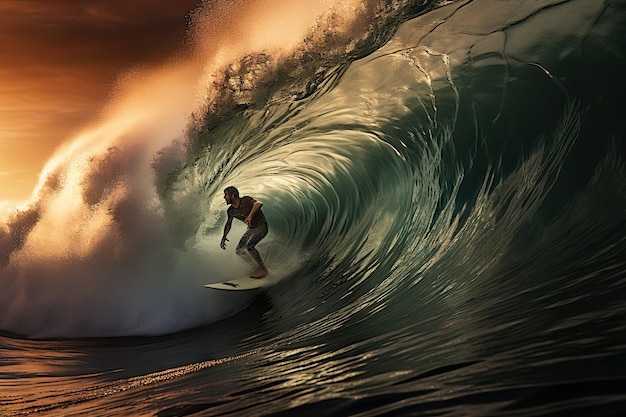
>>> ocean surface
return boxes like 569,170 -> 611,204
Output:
2,0 -> 626,415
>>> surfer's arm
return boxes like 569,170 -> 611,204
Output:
221,215 -> 233,249
245,200 -> 263,226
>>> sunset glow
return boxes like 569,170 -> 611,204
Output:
0,0 -> 369,204
0,0 -> 199,203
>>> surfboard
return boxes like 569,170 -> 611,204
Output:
204,275 -> 273,291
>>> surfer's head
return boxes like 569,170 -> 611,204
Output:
224,186 -> 239,205
224,186 -> 239,198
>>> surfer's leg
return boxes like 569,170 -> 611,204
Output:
235,230 -> 254,264
246,224 -> 268,277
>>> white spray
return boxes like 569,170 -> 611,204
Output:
0,0 -> 377,338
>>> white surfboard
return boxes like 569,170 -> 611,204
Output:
204,275 -> 274,291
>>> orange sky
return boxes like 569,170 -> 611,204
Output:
0,0 -> 200,204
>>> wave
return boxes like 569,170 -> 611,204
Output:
1,0 -> 625,341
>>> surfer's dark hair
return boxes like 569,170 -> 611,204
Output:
224,186 -> 239,198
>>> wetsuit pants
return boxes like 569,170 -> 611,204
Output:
236,223 -> 268,267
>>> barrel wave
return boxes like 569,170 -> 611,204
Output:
1,0 -> 625,415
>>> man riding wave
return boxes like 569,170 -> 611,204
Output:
220,186 -> 269,278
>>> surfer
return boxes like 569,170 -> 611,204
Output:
220,186 -> 269,278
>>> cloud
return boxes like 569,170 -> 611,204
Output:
0,169 -> 26,176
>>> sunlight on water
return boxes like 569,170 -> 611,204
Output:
0,0 -> 390,339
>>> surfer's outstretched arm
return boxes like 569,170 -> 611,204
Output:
221,215 -> 233,249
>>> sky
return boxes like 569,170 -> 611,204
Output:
0,0 -> 201,204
